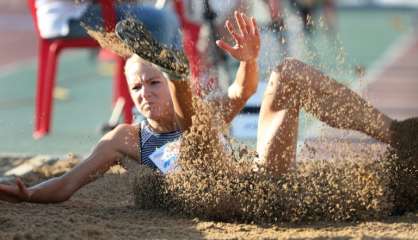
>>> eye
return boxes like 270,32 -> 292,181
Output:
132,84 -> 142,91
150,80 -> 160,85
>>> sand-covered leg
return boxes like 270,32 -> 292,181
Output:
390,117 -> 418,159
257,67 -> 300,175
258,58 -> 397,174
387,117 -> 418,214
276,58 -> 393,143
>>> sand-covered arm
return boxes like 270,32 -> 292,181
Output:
0,141 -> 121,203
0,124 -> 139,203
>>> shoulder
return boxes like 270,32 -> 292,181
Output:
115,123 -> 140,131
109,123 -> 140,139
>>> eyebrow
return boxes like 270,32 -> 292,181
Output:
141,75 -> 161,82
130,74 -> 162,86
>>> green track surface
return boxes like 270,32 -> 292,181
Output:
0,53 -> 113,155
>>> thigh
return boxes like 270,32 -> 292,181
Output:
117,4 -> 182,49
67,4 -> 102,38
68,4 -> 182,49
256,70 -> 300,171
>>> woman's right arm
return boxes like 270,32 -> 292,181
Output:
0,124 -> 140,204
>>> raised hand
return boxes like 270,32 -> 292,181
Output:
0,178 -> 31,203
216,11 -> 260,62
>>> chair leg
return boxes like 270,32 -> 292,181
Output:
115,57 -> 133,123
33,41 -> 50,139
41,44 -> 60,135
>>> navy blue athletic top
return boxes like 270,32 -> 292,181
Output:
139,121 -> 182,170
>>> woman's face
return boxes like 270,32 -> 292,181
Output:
127,62 -> 175,122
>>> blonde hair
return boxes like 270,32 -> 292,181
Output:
124,54 -> 166,83
124,54 -> 143,81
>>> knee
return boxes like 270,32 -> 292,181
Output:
274,58 -> 304,78
272,58 -> 311,90
269,58 -> 303,89
265,58 -> 308,108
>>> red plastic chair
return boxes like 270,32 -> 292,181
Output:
27,0 -> 133,139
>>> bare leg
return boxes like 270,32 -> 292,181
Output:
257,58 -> 394,175
257,64 -> 301,174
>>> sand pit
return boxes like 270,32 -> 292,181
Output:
0,150 -> 417,239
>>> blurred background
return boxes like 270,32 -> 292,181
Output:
0,0 -> 417,156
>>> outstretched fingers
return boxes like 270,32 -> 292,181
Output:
235,11 -> 248,36
241,13 -> 253,35
217,11 -> 260,61
241,14 -> 259,38
251,17 -> 259,36
225,20 -> 243,45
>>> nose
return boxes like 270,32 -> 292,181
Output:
140,84 -> 152,100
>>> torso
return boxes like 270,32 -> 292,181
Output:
139,121 -> 182,170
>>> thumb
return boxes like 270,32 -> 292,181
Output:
16,178 -> 30,200
216,40 -> 235,55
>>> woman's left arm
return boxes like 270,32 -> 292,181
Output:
215,11 -> 260,124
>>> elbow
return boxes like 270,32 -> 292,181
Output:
248,83 -> 258,98
228,82 -> 257,103
242,82 -> 258,102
